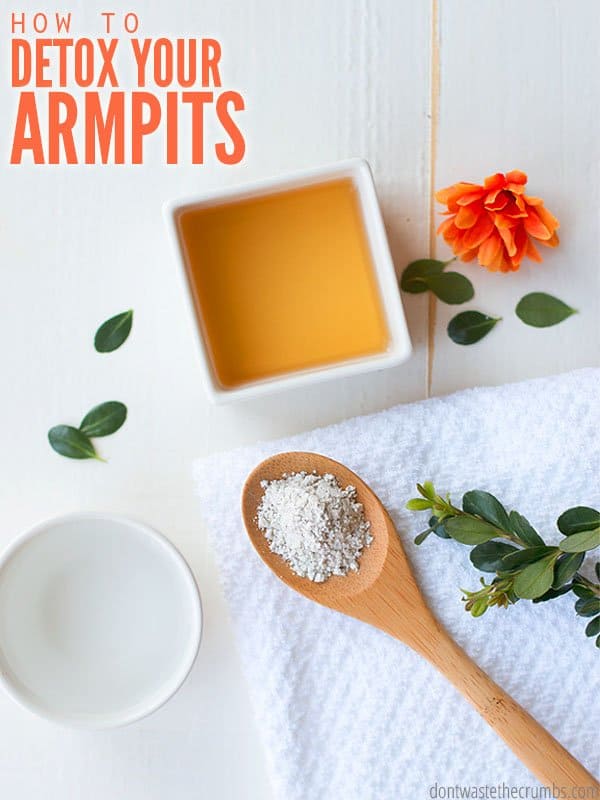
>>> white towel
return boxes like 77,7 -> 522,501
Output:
194,369 -> 600,800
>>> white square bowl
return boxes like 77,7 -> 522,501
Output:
164,158 -> 412,403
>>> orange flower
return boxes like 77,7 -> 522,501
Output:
435,170 -> 559,273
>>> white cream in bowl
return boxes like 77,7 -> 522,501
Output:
0,513 -> 201,728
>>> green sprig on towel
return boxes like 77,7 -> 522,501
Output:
407,483 -> 600,647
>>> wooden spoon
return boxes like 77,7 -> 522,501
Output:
242,451 -> 599,792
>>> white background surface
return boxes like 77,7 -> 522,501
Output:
0,1 -> 598,798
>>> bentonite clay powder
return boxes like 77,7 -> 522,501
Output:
256,471 -> 372,582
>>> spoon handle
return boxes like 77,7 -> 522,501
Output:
412,624 -> 598,792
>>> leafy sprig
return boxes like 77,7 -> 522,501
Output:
48,401 -> 127,462
400,258 -> 578,345
407,484 -> 600,647
400,259 -> 474,304
48,310 -> 133,462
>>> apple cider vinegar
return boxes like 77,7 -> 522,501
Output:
176,178 -> 389,388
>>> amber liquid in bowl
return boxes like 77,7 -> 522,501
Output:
176,177 -> 389,388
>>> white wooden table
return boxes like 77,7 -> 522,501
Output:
1,1 -> 598,797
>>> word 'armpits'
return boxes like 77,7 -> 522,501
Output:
9,36 -> 246,165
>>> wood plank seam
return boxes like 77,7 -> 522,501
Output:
427,0 -> 440,397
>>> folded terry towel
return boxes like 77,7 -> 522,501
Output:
194,369 -> 600,800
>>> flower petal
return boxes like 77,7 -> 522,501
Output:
485,190 -> 509,211
484,173 -> 506,190
503,197 -> 528,219
460,248 -> 479,262
455,204 -> 481,229
539,231 -> 560,248
477,230 -> 503,267
437,217 -> 457,238
462,212 -> 495,249
524,209 -> 552,240
494,211 -> 515,229
489,245 -> 507,271
435,182 -> 480,205
456,190 -> 486,206
526,239 -> 543,262
452,230 -> 474,255
510,226 -> 528,266
498,224 -> 517,257
534,203 -> 559,233
506,169 -> 527,184
437,216 -> 454,233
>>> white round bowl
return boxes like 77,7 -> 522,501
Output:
0,513 -> 202,728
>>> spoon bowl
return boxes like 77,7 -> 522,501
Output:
242,451 -> 391,604
241,451 -> 599,793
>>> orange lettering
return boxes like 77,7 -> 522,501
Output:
11,12 -> 25,33
33,13 -> 48,33
35,39 -> 52,87
55,12 -> 72,33
166,92 -> 178,164
85,92 -> 125,164
154,39 -> 173,87
11,40 -> 31,87
53,39 -> 73,86
10,92 -> 44,164
98,39 -> 119,87
131,92 -> 162,164
182,92 -> 212,164
215,91 -> 245,165
176,39 -> 196,87
202,39 -> 221,87
74,39 -> 94,87
49,92 -> 78,164
100,12 -> 115,34
131,39 -> 151,87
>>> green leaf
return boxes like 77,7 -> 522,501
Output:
80,401 -> 127,437
470,541 -> 519,573
429,517 -> 450,539
508,511 -> 545,547
558,528 -> 600,553
400,259 -> 446,293
575,597 -> 600,617
406,498 -> 432,511
462,491 -> 511,531
596,634 -> 600,649
513,556 -> 556,600
572,583 -> 594,599
533,585 -> 573,603
48,425 -> 103,461
426,272 -> 474,305
557,506 -> 600,535
470,599 -> 488,617
414,530 -> 432,545
94,310 -> 133,353
552,552 -> 585,589
444,516 -> 500,545
447,311 -> 501,345
417,482 -> 436,500
502,546 -> 557,571
585,616 -> 600,637
515,292 -> 577,328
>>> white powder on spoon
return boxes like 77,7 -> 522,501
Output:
256,471 -> 372,583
